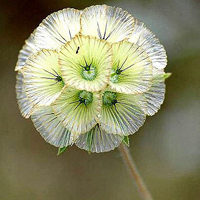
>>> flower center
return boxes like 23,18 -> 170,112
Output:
80,58 -> 97,81
78,90 -> 93,106
82,65 -> 97,81
55,76 -> 62,82
102,91 -> 117,106
110,68 -> 121,83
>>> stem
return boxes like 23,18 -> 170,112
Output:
118,144 -> 153,200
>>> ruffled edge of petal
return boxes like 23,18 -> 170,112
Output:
31,106 -> 76,148
75,124 -> 123,153
15,31 -> 39,71
129,19 -> 167,69
16,71 -> 35,118
144,69 -> 166,116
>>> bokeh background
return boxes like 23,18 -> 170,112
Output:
0,0 -> 200,199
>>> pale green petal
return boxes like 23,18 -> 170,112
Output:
15,32 -> 39,71
129,19 -> 167,69
52,87 -> 101,135
59,35 -> 112,92
34,8 -> 81,50
23,49 -> 64,106
31,106 -> 75,148
100,91 -> 146,135
109,41 -> 152,94
75,124 -> 123,153
16,72 -> 34,118
143,69 -> 165,116
81,5 -> 135,43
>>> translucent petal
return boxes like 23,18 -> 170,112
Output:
129,19 -> 167,69
59,35 -> 112,92
75,124 -> 123,153
100,91 -> 146,135
52,87 -> 101,135
143,69 -> 166,116
23,49 -> 64,106
109,41 -> 152,94
31,106 -> 75,148
80,5 -> 135,43
15,32 -> 39,71
34,8 -> 81,50
16,72 -> 34,118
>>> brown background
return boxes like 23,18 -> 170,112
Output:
0,0 -> 200,199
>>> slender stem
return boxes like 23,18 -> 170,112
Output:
118,144 -> 153,200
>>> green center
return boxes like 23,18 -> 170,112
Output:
78,90 -> 93,105
55,75 -> 65,87
56,76 -> 62,82
82,65 -> 97,81
102,91 -> 117,106
110,68 -> 121,83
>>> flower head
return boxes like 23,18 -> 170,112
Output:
15,5 -> 167,153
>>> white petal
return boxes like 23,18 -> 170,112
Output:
59,35 -> 112,92
52,87 -> 101,135
23,49 -> 64,106
34,8 -> 81,50
109,40 -> 153,94
129,19 -> 167,69
81,5 -> 135,42
100,91 -> 146,135
75,124 -> 123,153
16,72 -> 34,118
15,32 -> 39,71
143,69 -> 166,116
31,106 -> 75,147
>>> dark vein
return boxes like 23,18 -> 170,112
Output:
49,80 -> 60,86
40,77 -> 57,80
119,56 -> 128,70
120,63 -> 135,72
68,28 -> 72,39
52,68 -> 59,76
105,27 -> 116,40
97,22 -> 102,39
74,102 -> 82,110
43,69 -> 57,77
102,21 -> 108,40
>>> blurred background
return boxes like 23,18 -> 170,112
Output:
0,0 -> 200,199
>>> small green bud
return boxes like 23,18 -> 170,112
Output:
57,146 -> 68,155
122,136 -> 130,147
164,73 -> 172,80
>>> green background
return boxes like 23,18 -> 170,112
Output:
0,0 -> 199,199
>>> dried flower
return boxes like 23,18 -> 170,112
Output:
15,5 -> 167,153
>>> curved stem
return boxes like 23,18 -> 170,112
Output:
118,144 -> 153,200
